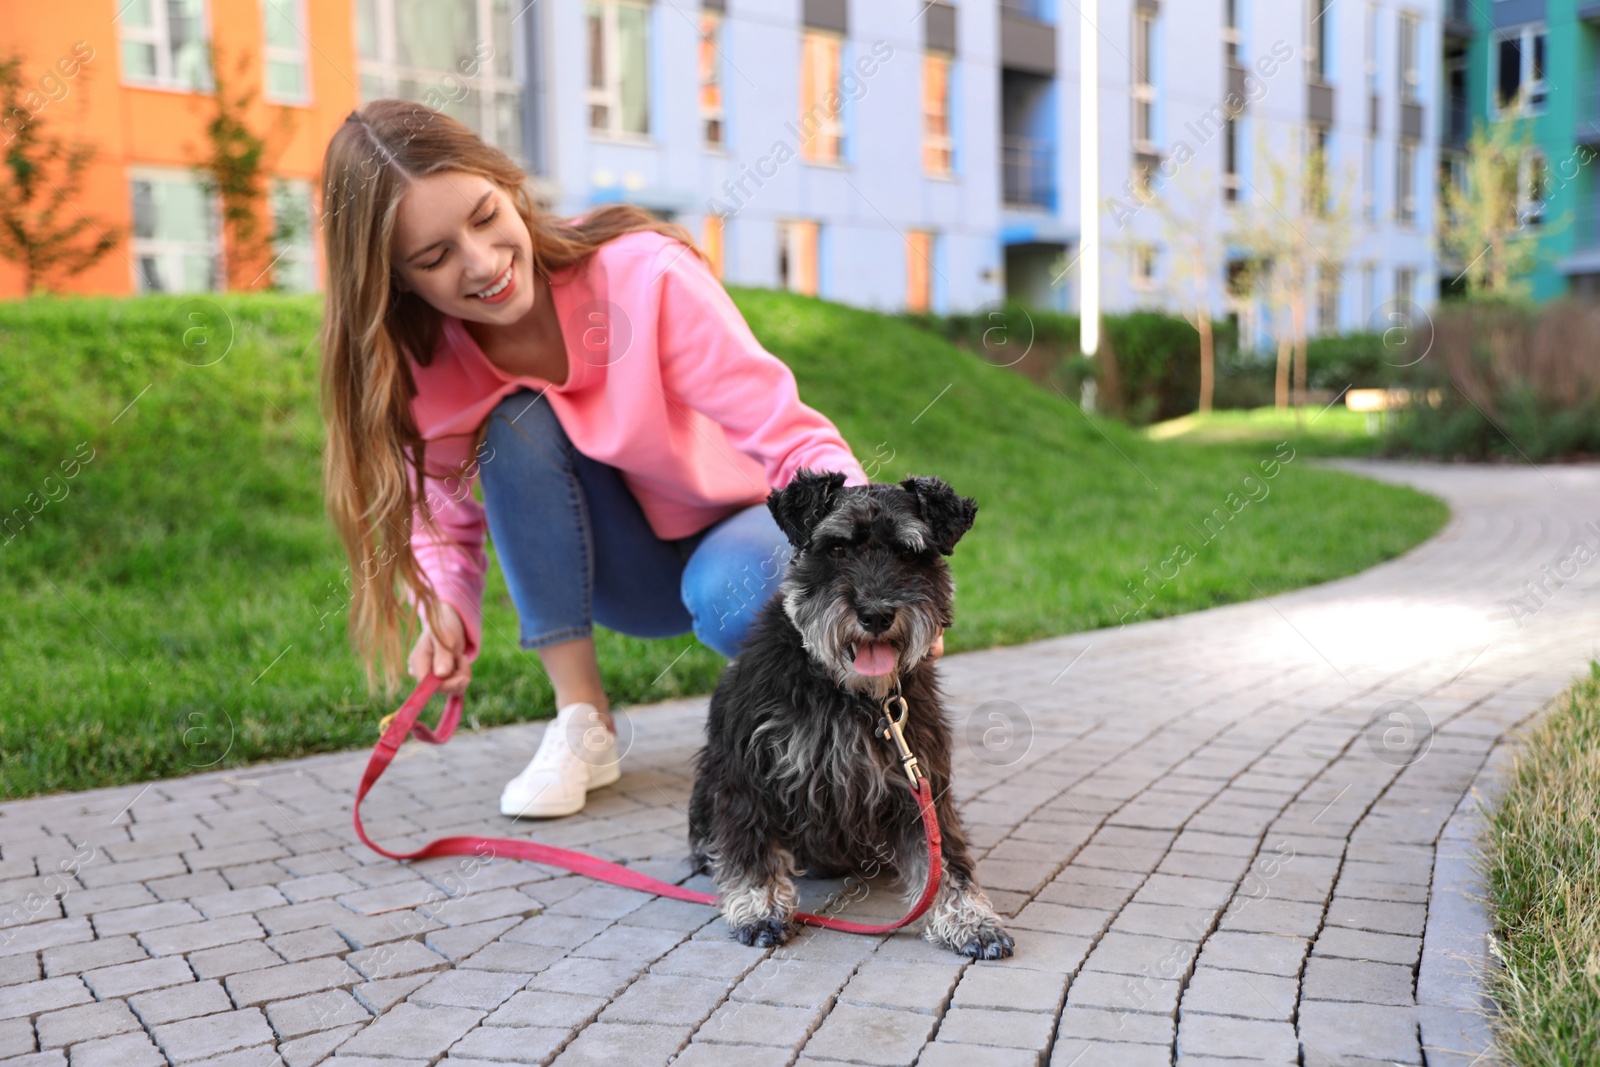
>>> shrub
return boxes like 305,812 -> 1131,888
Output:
1385,297 -> 1600,460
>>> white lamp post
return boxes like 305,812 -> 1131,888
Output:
1079,0 -> 1099,359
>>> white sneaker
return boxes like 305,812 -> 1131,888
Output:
499,702 -> 622,818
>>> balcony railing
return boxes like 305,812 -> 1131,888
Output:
1574,197 -> 1600,253
1000,0 -> 1049,22
1002,135 -> 1054,209
1581,73 -> 1600,143
1446,94 -> 1470,144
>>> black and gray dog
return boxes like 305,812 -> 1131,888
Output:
687,469 -> 1014,960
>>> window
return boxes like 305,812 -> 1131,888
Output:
130,170 -> 220,293
1131,243 -> 1157,291
1223,118 -> 1239,202
270,179 -> 316,292
1223,0 -> 1240,67
1132,10 -> 1157,151
703,212 -> 724,279
907,231 -> 934,311
587,0 -> 650,138
800,31 -> 845,163
1308,0 -> 1332,82
778,220 -> 819,295
1518,150 -> 1546,229
1495,25 -> 1547,113
1398,12 -> 1419,104
1395,267 -> 1415,309
1363,263 -> 1376,320
120,0 -> 209,90
923,52 -> 953,176
699,11 -> 724,147
1365,2 -> 1378,92
359,0 -> 524,155
262,0 -> 309,102
1363,137 -> 1377,221
1396,139 -> 1416,225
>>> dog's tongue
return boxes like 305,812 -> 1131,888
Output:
853,640 -> 897,676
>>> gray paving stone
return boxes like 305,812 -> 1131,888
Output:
1176,1013 -> 1299,1060
0,1021 -> 34,1059
523,958 -> 644,999
934,1007 -> 1055,1049
483,991 -> 607,1030
264,990 -> 371,1038
1297,1000 -> 1422,1064
801,1003 -> 937,1065
696,1000 -> 820,1047
836,959 -> 963,1013
335,1004 -> 485,1059
0,1053 -> 67,1067
35,1002 -> 140,1048
1065,969 -> 1180,1017
919,1042 -> 1046,1066
729,959 -> 857,1008
351,974 -> 433,1015
599,974 -> 728,1026
263,927 -> 348,963
1313,927 -> 1422,967
1324,898 -> 1428,938
90,901 -> 203,939
66,1033 -> 167,1067
1057,1005 -> 1174,1044
445,1025 -> 567,1063
1194,931 -> 1308,977
1302,956 -> 1416,1005
226,958 -> 363,1008
1181,966 -> 1299,1020
1049,1036 -> 1164,1062
38,937 -> 146,978
546,1022 -> 691,1067
187,942 -> 284,981
276,1024 -> 361,1067
410,969 -> 529,1010
3,977 -> 93,1018
139,916 -> 266,957
345,939 -> 449,981
151,1009 -> 276,1064
673,1045 -> 793,1067
951,964 -> 1067,1013
128,979 -> 234,1026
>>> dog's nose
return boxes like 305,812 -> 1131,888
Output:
856,609 -> 895,634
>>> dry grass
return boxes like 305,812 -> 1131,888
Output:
1481,661 -> 1600,1065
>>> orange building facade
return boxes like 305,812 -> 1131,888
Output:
0,0 -> 359,298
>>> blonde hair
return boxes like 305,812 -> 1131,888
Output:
318,99 -> 707,697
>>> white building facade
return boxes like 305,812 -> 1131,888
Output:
440,1 -> 1444,330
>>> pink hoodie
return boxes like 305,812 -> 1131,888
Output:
403,228 -> 870,663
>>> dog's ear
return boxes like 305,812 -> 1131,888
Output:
899,475 -> 978,555
768,468 -> 848,550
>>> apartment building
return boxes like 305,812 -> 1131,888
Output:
1444,0 -> 1600,301
0,1 -> 1445,333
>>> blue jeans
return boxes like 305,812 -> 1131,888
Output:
476,388 -> 793,658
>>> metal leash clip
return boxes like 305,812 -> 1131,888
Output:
878,691 -> 923,789
377,712 -> 398,738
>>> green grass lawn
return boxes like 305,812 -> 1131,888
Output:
1481,663 -> 1600,1065
1146,404 -> 1384,457
0,292 -> 1448,798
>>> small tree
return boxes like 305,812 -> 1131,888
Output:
1437,96 -> 1541,298
195,47 -> 294,290
1230,126 -> 1356,410
1142,168 -> 1227,413
0,52 -> 121,293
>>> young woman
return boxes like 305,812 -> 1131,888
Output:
318,100 -> 943,819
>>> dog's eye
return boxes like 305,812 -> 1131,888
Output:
829,543 -> 848,559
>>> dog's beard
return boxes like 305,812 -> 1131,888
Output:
780,578 -> 944,698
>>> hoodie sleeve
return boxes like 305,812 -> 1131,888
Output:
651,240 -> 870,490
402,430 -> 488,666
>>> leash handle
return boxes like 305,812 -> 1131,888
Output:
353,675 -> 943,936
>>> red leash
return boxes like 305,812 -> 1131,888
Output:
353,673 -> 944,935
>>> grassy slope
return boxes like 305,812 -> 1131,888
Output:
1481,663 -> 1600,1065
0,292 -> 1447,797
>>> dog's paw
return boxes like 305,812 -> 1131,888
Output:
956,926 -> 1014,960
732,918 -> 790,948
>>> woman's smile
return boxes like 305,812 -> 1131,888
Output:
471,261 -> 516,304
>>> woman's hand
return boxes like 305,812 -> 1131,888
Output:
930,628 -> 945,661
408,602 -> 472,695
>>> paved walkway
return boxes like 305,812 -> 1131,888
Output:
6,461 -> 1600,1067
